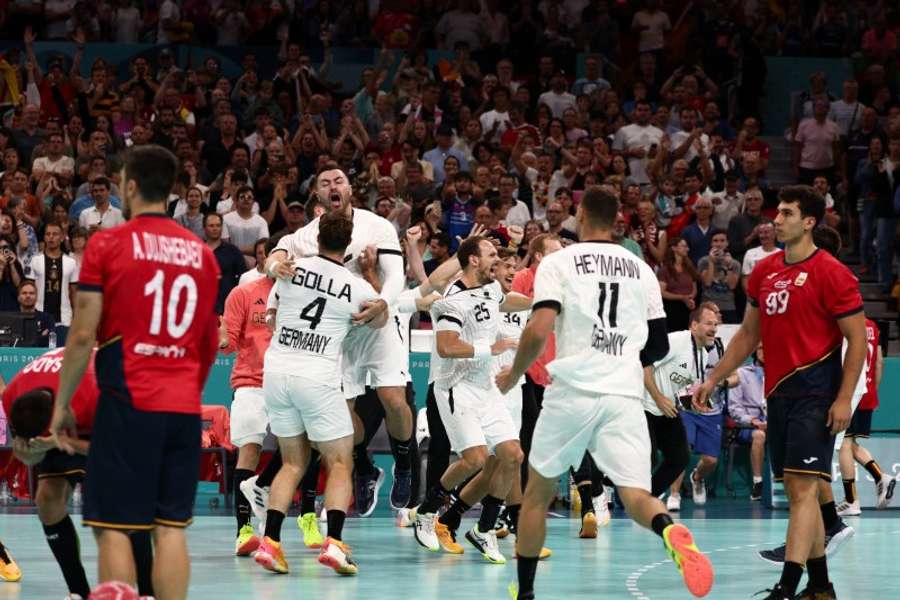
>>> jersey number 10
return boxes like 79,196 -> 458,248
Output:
144,269 -> 198,338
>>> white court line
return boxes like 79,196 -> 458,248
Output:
626,529 -> 900,599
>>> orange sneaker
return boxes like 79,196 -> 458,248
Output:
318,537 -> 358,575
0,545 -> 21,582
579,512 -> 598,539
663,523 -> 714,597
254,536 -> 288,574
435,518 -> 464,554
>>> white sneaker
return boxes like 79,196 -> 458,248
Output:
397,506 -> 416,528
413,510 -> 439,551
690,470 -> 707,506
239,476 -> 269,531
836,500 -> 861,516
666,493 -> 681,512
876,474 -> 896,509
593,491 -> 611,527
465,525 -> 506,564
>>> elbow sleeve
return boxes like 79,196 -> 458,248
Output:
640,318 -> 669,367
378,252 -> 405,305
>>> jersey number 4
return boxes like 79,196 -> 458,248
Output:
300,297 -> 327,330
764,290 -> 790,315
597,282 -> 620,328
144,269 -> 197,338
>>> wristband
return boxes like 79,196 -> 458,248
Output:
266,260 -> 282,278
473,341 -> 491,360
396,293 -> 419,315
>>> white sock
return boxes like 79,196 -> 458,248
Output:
753,476 -> 763,484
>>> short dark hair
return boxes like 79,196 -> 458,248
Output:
44,222 -> 64,235
580,186 -> 619,228
203,212 -> 223,227
684,169 -> 701,180
457,236 -> 487,268
9,388 -> 54,440
317,212 -> 353,253
91,177 -> 111,190
430,231 -> 451,250
253,237 -> 269,255
123,145 -> 178,203
778,184 -> 825,224
265,233 -> 285,255
235,185 -> 253,199
690,304 -> 718,324
813,225 -> 841,256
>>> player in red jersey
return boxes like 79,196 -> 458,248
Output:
50,146 -> 220,600
696,186 -> 866,600
5,348 -> 154,598
836,318 -> 896,515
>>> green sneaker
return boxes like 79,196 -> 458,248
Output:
235,524 -> 260,556
298,512 -> 324,548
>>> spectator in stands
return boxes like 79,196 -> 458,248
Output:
223,186 -> 270,263
812,176 -> 841,228
423,124 -> 469,185
658,237 -> 698,332
204,212 -> 245,315
0,234 -> 24,312
441,171 -> 478,249
710,173 -> 742,231
682,196 -> 715,264
733,117 -> 769,174
544,200 -> 578,244
728,343 -> 767,501
612,100 -> 664,186
794,98 -> 842,186
855,136 -> 884,275
497,172 -> 530,228
31,133 -> 74,182
727,187 -> 765,262
0,170 -> 41,229
631,0 -> 670,56
174,186 -> 208,239
740,220 -> 779,291
538,72 -> 577,119
11,104 -> 44,166
829,79 -> 865,138
861,12 -> 896,65
631,199 -> 666,267
15,281 -> 54,347
613,210 -> 643,259
873,136 -> 900,293
77,178 -> 125,232
697,231 -> 741,324
238,238 -> 269,286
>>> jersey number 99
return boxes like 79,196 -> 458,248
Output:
764,290 -> 790,316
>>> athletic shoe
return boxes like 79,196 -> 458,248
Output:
390,465 -> 412,510
751,481 -> 763,501
756,583 -> 794,599
413,511 -> 439,551
64,596 -> 85,600
234,524 -> 260,556
876,474 -> 896,509
690,469 -> 707,506
757,543 -> 786,566
594,492 -> 611,527
667,493 -> 682,512
824,519 -> 854,557
508,582 -> 535,600
796,582 -> 836,599
354,467 -> 385,518
0,547 -> 21,582
836,500 -> 861,517
239,476 -> 269,527
579,511 -> 598,538
397,506 -> 416,528
435,519 -> 464,554
662,523 -> 714,597
318,536 -> 358,575
297,513 -> 323,548
254,537 -> 288,574
466,525 -> 506,564
513,538 -> 552,560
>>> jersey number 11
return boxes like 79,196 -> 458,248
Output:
597,282 -> 620,328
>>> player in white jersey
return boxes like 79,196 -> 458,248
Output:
643,308 -> 721,508
264,167 -> 417,508
255,213 -> 387,577
412,236 -> 532,565
496,187 -> 714,599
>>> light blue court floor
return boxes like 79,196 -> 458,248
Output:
1,505 -> 898,599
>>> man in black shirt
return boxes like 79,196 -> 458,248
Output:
17,281 -> 55,347
204,212 -> 246,314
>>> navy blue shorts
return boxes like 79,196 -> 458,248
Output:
735,426 -> 764,445
84,393 -> 201,530
36,448 -> 87,486
767,393 -> 835,482
680,411 -> 723,457
846,409 -> 873,439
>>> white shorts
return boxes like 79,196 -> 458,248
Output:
530,382 -> 652,492
230,387 -> 269,447
263,372 -> 354,442
341,315 -> 409,396
499,382 -> 523,432
434,381 -> 518,454
833,391 -> 865,451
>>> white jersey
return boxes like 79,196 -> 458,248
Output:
431,279 -> 505,390
533,240 -> 666,398
275,208 -> 402,281
263,255 -> 378,381
492,308 -> 528,387
841,338 -> 868,399
642,330 -> 708,416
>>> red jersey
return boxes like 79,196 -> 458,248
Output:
860,319 -> 880,410
1,348 -> 99,436
747,249 -> 863,397
511,265 -> 555,387
78,214 -> 220,414
221,276 -> 273,389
